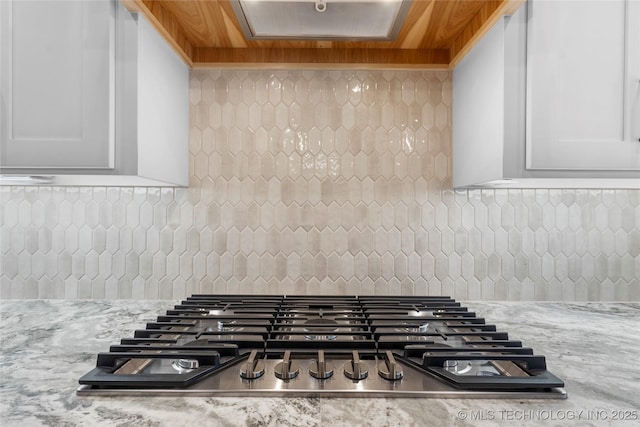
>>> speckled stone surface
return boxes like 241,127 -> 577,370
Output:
1,300 -> 639,426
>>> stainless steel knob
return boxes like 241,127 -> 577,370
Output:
274,350 -> 299,380
309,350 -> 334,380
377,351 -> 403,381
239,350 -> 265,380
344,351 -> 368,380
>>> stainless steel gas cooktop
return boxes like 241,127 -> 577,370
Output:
77,295 -> 566,398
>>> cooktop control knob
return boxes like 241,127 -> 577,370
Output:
309,350 -> 334,380
239,350 -> 265,380
343,350 -> 369,380
377,350 -> 403,381
274,350 -> 299,380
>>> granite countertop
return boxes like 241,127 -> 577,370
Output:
1,300 -> 639,426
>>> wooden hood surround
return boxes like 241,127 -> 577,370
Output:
121,0 -> 524,69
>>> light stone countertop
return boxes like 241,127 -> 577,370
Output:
1,300 -> 639,426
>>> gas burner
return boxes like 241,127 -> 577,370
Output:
214,320 -> 236,331
443,359 -> 504,376
302,318 -> 339,340
172,358 -> 199,373
304,334 -> 337,341
402,322 -> 429,333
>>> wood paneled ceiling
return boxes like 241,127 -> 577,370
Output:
122,0 -> 524,68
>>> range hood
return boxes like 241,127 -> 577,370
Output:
230,0 -> 412,41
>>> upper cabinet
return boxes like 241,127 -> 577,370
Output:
1,0 -> 115,169
453,0 -> 640,188
526,0 -> 640,171
0,0 -> 189,186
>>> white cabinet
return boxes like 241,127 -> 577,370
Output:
452,15 -> 507,188
0,1 -> 189,187
1,0 -> 114,169
526,0 -> 640,171
136,15 -> 189,187
453,0 -> 640,188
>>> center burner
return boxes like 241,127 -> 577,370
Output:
303,318 -> 339,340
77,295 -> 566,399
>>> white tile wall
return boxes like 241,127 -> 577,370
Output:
1,69 -> 639,300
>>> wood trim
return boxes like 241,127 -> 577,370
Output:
121,0 -> 524,69
119,0 -> 194,66
399,1 -> 436,49
448,0 -> 525,68
192,47 -> 450,69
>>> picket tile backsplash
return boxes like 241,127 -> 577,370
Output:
1,70 -> 638,300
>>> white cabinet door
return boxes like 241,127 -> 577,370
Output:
526,0 -> 640,170
0,0 -> 114,169
452,17 -> 507,188
136,15 -> 189,186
